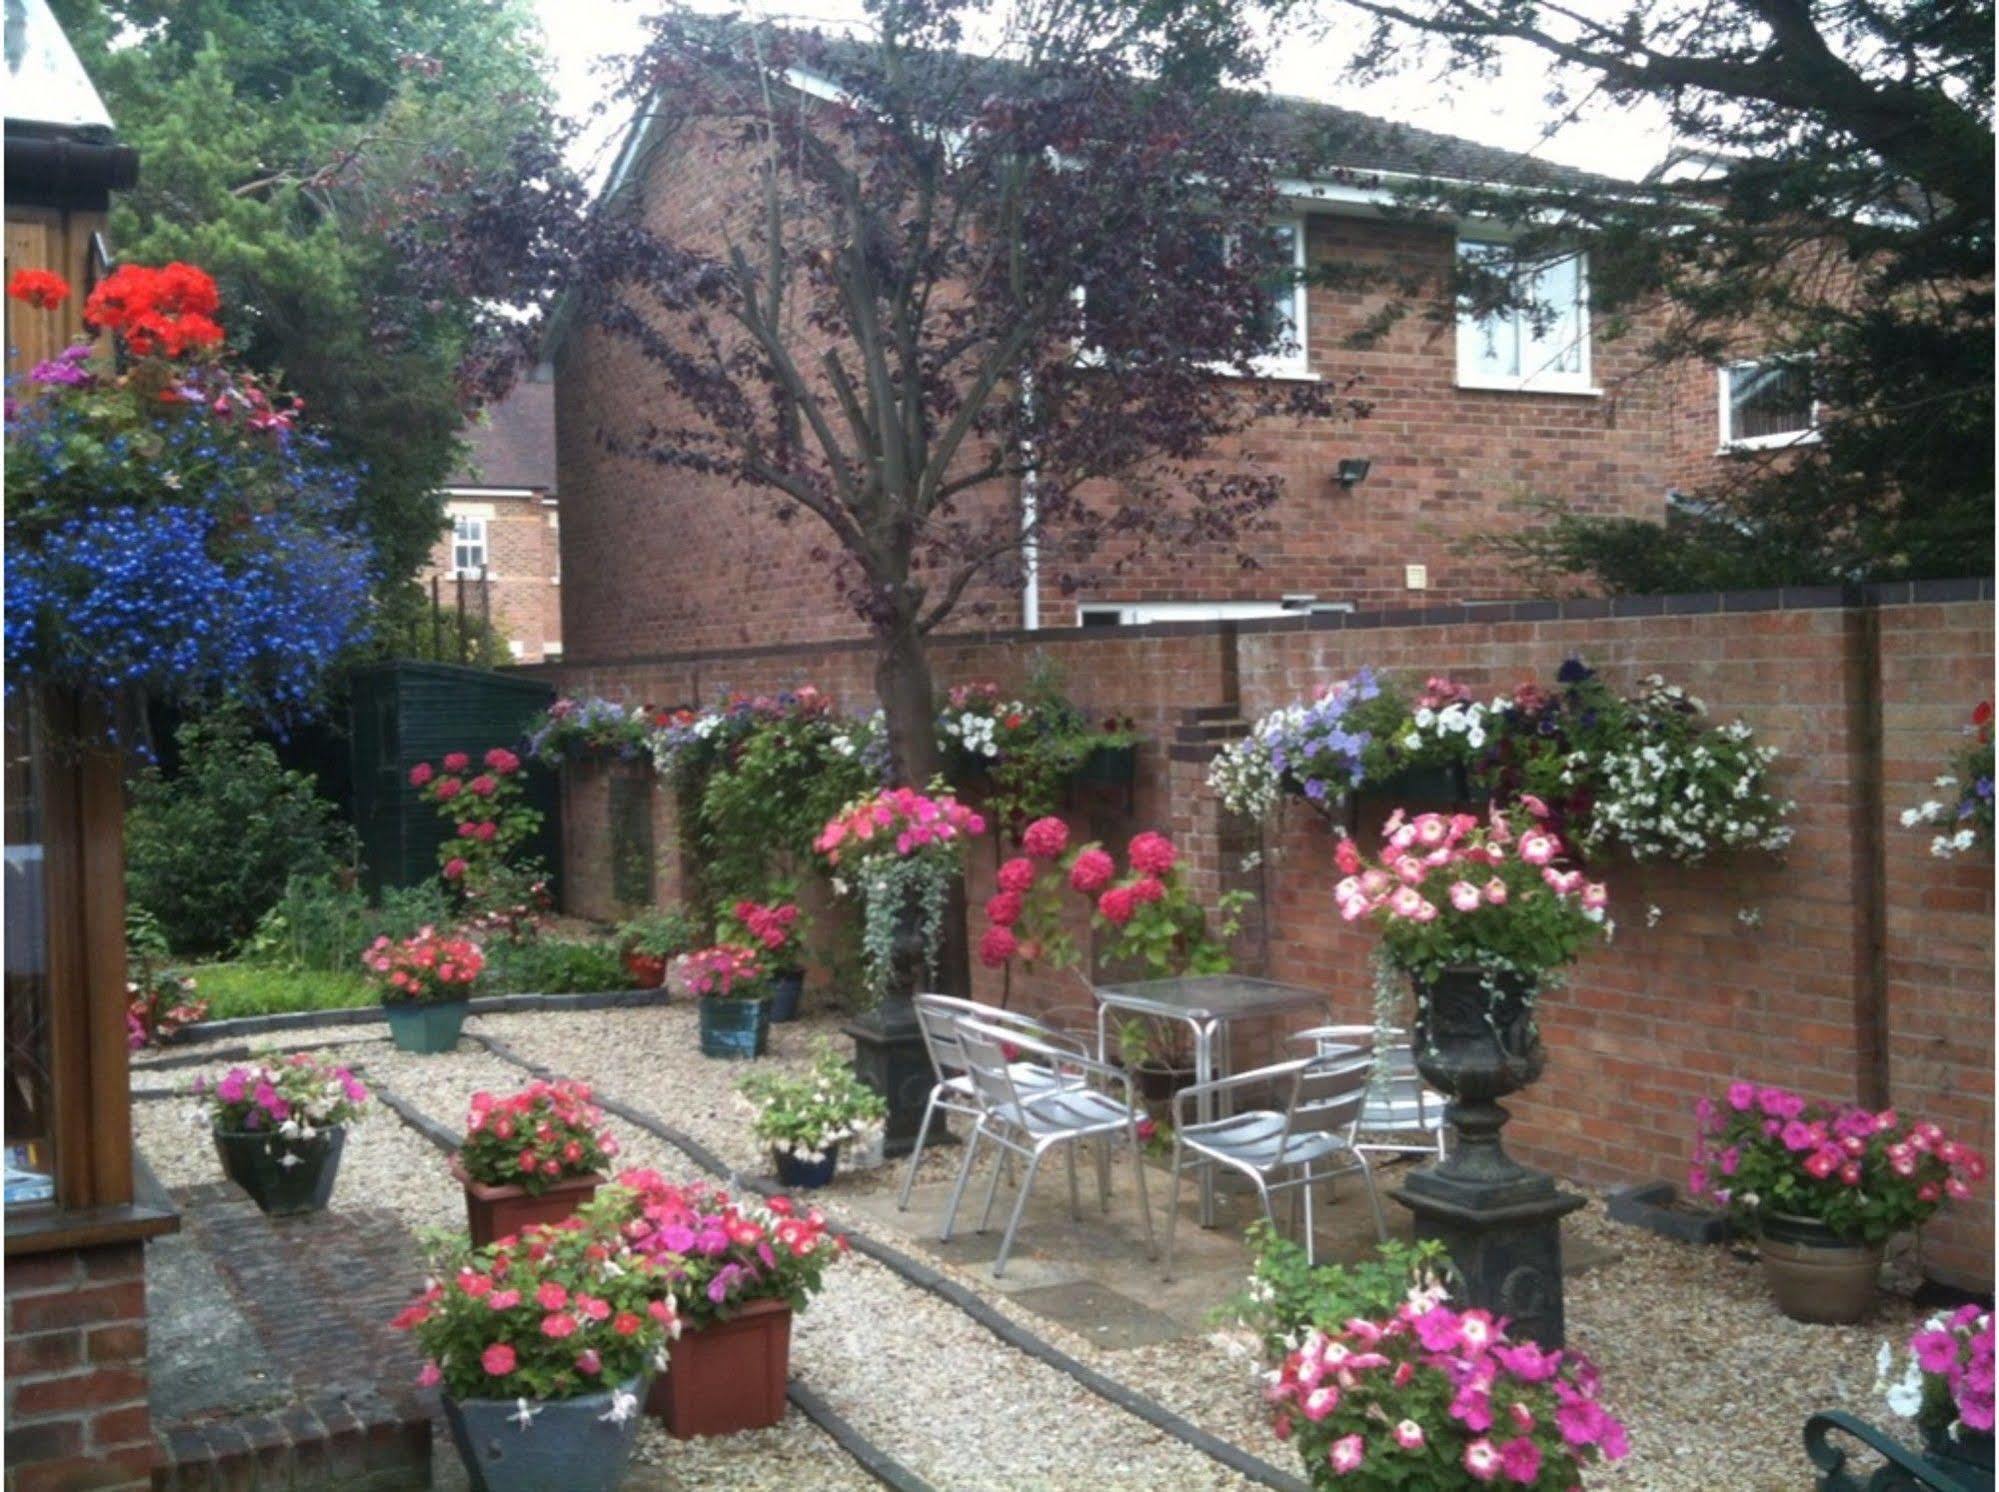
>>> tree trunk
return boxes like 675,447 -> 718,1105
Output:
873,618 -> 969,997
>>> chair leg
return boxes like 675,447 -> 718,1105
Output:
1096,1136 -> 1111,1211
940,1126 -> 983,1242
897,1092 -> 943,1211
1128,1120 -> 1157,1261
994,1146 -> 1048,1280
1355,1152 -> 1389,1242
978,1133 -> 1011,1233
1163,1140 -> 1184,1279
1301,1165 -> 1317,1267
1066,1142 -> 1081,1222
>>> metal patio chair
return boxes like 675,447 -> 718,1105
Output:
1295,1023 -> 1450,1163
939,1015 -> 1157,1280
1164,1049 -> 1386,1277
898,995 -> 1091,1211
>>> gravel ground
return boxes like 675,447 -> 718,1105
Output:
142,1009 -> 1942,1492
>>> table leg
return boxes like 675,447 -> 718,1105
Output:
1195,1018 -> 1217,1228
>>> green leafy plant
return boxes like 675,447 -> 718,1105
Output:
241,874 -> 454,974
483,938 -> 629,996
125,712 -> 358,956
936,663 -> 1142,836
1230,1222 -> 1453,1363
616,907 -> 700,961
737,1047 -> 888,1163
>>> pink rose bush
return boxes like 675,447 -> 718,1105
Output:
1333,803 -> 1608,986
1691,1084 -> 1985,1243
1266,1282 -> 1627,1489
408,745 -> 543,908
458,1081 -> 621,1195
363,927 -> 485,1005
192,1052 -> 369,1136
391,1203 -> 678,1403
608,1170 -> 847,1331
980,822 -> 1247,977
670,943 -> 766,1000
723,898 -> 806,969
1879,1306 -> 1995,1438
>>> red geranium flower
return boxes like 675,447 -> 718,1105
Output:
7,269 -> 70,309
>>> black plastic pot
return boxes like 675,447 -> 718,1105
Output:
768,969 -> 805,1023
773,1144 -> 839,1189
443,1378 -> 648,1492
212,1125 -> 346,1216
1073,743 -> 1138,784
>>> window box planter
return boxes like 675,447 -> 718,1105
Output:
384,999 -> 469,1054
451,1156 -> 604,1249
1756,1211 -> 1882,1324
647,1298 -> 791,1437
698,996 -> 770,1060
443,1378 -> 647,1492
213,1126 -> 346,1216
1362,760 -> 1487,808
1073,742 -> 1138,785
768,969 -> 805,1024
773,1145 -> 839,1190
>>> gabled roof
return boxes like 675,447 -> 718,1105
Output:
449,369 -> 556,494
4,0 -> 115,140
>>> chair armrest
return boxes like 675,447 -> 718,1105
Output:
989,1027 -> 1135,1102
1172,1058 -> 1313,1128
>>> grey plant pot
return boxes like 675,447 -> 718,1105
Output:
442,1377 -> 648,1492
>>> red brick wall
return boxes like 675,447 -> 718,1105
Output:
4,1241 -> 153,1492
534,584 -> 1995,1284
422,492 -> 563,660
554,119 -> 1690,655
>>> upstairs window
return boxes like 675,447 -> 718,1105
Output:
1455,239 -> 1591,393
1719,359 -> 1819,449
451,514 -> 488,577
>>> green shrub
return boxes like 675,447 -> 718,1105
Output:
484,938 -> 630,995
181,962 -> 374,1019
1229,1223 -> 1453,1360
126,713 -> 358,956
241,874 -> 454,974
617,906 -> 700,959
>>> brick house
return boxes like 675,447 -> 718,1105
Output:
550,47 -> 1816,653
422,366 -> 564,662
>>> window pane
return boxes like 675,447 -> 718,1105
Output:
5,697 -> 56,1207
1522,255 -> 1583,377
1456,240 -> 1519,378
1254,222 -> 1299,358
1729,361 -> 1814,440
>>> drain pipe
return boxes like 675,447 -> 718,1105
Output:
1018,373 -> 1040,631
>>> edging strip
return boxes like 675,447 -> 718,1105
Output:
465,1031 -> 1309,1492
169,988 -> 674,1046
363,1047 -> 933,1492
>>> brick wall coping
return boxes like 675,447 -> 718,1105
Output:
516,577 -> 1993,676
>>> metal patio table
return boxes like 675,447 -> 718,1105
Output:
1094,975 -> 1333,1227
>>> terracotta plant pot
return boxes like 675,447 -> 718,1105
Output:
622,950 -> 667,989
451,1156 -> 604,1248
213,1126 -> 346,1216
647,1298 -> 792,1437
443,1377 -> 647,1492
384,999 -> 469,1054
1757,1212 -> 1883,1324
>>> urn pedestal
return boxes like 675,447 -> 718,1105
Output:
846,886 -> 940,1157
1392,967 -> 1583,1349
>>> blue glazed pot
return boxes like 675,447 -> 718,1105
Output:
768,969 -> 805,1023
442,1378 -> 648,1492
773,1144 -> 839,1190
384,999 -> 469,1054
698,996 -> 769,1059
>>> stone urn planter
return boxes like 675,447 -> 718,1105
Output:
1923,1422 -> 1995,1480
1756,1211 -> 1883,1325
442,1378 -> 647,1492
213,1126 -> 346,1216
451,1156 -> 604,1248
648,1299 -> 792,1437
384,999 -> 469,1055
698,995 -> 770,1060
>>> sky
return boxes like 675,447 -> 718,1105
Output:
532,0 -> 1678,190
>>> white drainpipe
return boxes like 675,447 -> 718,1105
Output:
1019,374 -> 1040,630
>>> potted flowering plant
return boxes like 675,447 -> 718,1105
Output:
390,1203 -> 678,1492
524,696 -> 663,766
737,1047 -> 888,1188
936,674 -> 1141,832
363,926 -> 485,1053
453,1081 -> 623,1246
1690,1084 -> 1985,1323
608,1169 -> 847,1437
672,943 -> 771,1059
1208,669 -> 1412,820
1878,1306 -> 1995,1474
813,786 -> 986,1009
126,967 -> 208,1051
1265,1281 -> 1629,1489
192,1053 -> 369,1215
616,906 -> 698,988
723,897 -> 808,1020
1902,699 -> 1994,859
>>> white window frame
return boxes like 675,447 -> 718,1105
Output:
1237,216 -> 1313,381
1453,236 -> 1597,396
1076,600 -> 1299,626
449,514 -> 488,578
1717,358 -> 1821,452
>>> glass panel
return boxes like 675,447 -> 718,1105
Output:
1457,242 -> 1585,382
1252,221 -> 1300,359
5,696 -> 57,1207
452,516 -> 487,574
1522,254 -> 1583,377
1729,360 -> 1814,441
1456,239 -> 1519,379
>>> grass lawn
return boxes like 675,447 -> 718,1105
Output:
182,963 -> 374,1019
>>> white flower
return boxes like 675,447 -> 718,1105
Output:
599,1387 -> 640,1424
277,1150 -> 302,1169
509,1399 -> 543,1431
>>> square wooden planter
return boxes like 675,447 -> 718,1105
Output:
646,1298 -> 792,1438
451,1157 -> 604,1248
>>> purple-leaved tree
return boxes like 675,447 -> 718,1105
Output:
577,0 -> 1366,784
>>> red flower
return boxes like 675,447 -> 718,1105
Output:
443,857 -> 469,880
1098,885 -> 1138,926
7,269 -> 70,309
473,821 -> 498,842
1128,831 -> 1177,876
978,925 -> 1020,967
83,263 -> 223,357
442,752 -> 471,772
1021,817 -> 1070,860
408,761 -> 435,788
985,891 -> 1024,927
1131,876 -> 1166,905
468,774 -> 498,797
996,857 -> 1038,894
433,777 -> 463,802
484,747 -> 521,774
1334,837 -> 1362,876
1068,847 -> 1115,893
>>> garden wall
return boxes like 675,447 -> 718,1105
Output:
530,580 -> 1995,1287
